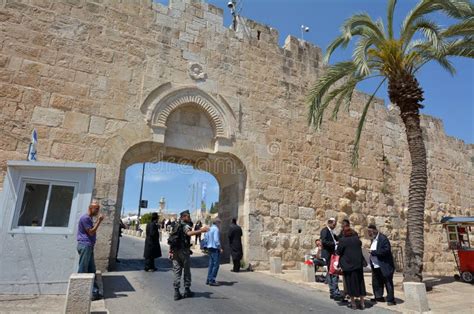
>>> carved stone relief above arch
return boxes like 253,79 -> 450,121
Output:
140,83 -> 237,153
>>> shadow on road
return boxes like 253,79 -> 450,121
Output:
424,276 -> 456,290
114,259 -> 145,271
190,254 -> 210,268
113,255 -> 213,272
103,275 -> 135,299
217,281 -> 238,286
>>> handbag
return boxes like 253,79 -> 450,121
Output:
329,254 -> 342,275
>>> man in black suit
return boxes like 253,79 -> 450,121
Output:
320,217 -> 341,300
228,218 -> 243,272
368,224 -> 396,306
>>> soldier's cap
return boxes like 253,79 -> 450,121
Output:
180,210 -> 190,217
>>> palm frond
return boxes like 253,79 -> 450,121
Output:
403,0 -> 474,35
342,13 -> 386,44
324,27 -> 379,65
324,36 -> 347,64
353,36 -> 375,76
387,0 -> 398,39
327,77 -> 361,121
441,17 -> 474,37
435,56 -> 457,75
444,36 -> 474,57
308,61 -> 357,127
415,48 -> 457,75
402,18 -> 444,51
352,78 -> 386,167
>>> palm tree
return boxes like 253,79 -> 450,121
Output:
308,0 -> 473,282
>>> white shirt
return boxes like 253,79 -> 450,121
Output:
370,233 -> 380,268
310,247 -> 321,258
329,228 -> 337,250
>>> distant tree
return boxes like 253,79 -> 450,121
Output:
201,200 -> 207,211
209,202 -> 218,214
308,0 -> 473,282
140,212 -> 153,224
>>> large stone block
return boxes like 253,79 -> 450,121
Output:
298,206 -> 315,220
269,256 -> 282,274
31,106 -> 64,127
89,116 -> 106,134
403,282 -> 430,313
300,262 -> 315,282
64,273 -> 94,314
63,111 -> 90,133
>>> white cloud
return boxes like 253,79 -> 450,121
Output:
138,172 -> 174,183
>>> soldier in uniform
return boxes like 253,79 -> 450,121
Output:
169,210 -> 209,301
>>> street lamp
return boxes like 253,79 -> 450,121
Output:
136,162 -> 145,230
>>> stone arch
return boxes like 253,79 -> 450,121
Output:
141,85 -> 237,152
113,142 -> 248,265
154,94 -> 225,138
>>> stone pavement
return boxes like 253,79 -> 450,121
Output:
0,280 -> 107,313
260,268 -> 474,313
103,235 -> 394,314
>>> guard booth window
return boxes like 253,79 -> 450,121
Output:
14,180 -> 76,229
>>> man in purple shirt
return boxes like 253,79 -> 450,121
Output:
77,200 -> 104,300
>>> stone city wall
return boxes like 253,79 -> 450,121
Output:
0,0 -> 472,275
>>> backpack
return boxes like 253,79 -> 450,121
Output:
200,231 -> 209,250
168,223 -> 184,250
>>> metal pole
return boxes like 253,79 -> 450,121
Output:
137,162 -> 145,230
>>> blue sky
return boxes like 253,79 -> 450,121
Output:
208,0 -> 472,143
123,0 -> 473,215
122,162 -> 219,215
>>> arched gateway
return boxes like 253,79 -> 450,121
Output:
1,1 -> 470,292
112,85 -> 248,264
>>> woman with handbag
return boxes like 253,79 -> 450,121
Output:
336,228 -> 367,310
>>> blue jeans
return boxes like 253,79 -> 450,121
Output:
327,273 -> 340,297
77,244 -> 99,295
207,248 -> 220,283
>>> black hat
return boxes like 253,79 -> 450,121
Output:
151,212 -> 158,221
180,210 -> 190,217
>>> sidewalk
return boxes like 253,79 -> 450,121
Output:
0,278 -> 107,314
258,269 -> 474,313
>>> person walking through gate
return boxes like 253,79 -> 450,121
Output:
194,220 -> 202,245
336,227 -> 367,310
116,219 -> 126,263
144,212 -> 162,272
169,210 -> 208,301
228,218 -> 243,273
206,217 -> 223,285
77,200 -> 104,300
368,224 -> 396,306
320,217 -> 342,300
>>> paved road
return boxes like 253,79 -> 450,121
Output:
104,235 -> 394,314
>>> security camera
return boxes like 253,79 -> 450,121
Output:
301,25 -> 310,32
227,1 -> 234,8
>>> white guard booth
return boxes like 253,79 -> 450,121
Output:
0,161 -> 95,294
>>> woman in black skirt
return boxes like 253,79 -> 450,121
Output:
336,228 -> 367,310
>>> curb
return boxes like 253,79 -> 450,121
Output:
91,271 -> 109,314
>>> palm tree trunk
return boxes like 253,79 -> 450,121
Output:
400,111 -> 427,282
389,71 -> 427,282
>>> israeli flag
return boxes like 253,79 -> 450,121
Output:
27,129 -> 38,161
